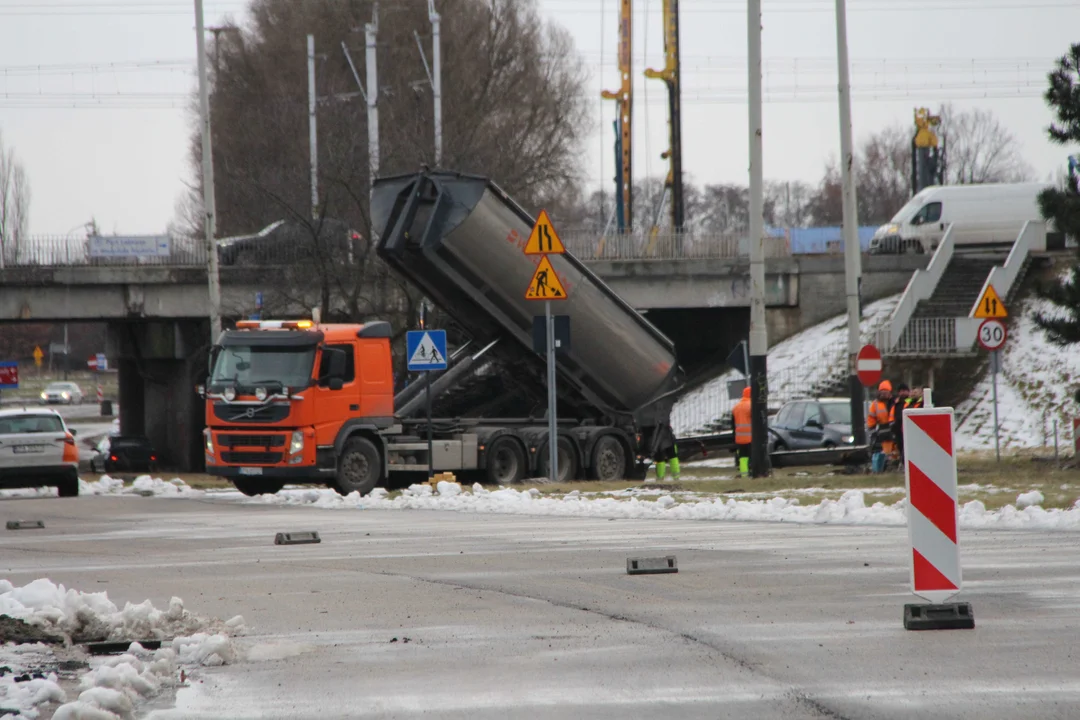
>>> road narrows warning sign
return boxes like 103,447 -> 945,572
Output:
525,256 -> 567,300
523,210 -> 566,255
973,284 -> 1007,318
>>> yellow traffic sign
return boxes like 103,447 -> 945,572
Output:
525,256 -> 568,300
524,209 -> 566,255
973,284 -> 1007,319
33,346 -> 43,367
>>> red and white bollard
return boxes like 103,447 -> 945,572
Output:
902,406 -> 974,630
97,385 -> 104,404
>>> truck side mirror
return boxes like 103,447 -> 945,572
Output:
328,378 -> 344,391
319,347 -> 348,388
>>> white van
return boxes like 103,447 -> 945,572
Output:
869,183 -> 1054,254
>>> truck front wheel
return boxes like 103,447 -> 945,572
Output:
334,437 -> 382,496
590,436 -> 627,482
233,479 -> 285,496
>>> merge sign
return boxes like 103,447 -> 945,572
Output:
0,361 -> 18,389
88,235 -> 170,258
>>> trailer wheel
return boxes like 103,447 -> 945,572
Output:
539,436 -> 578,483
485,437 -> 525,485
590,435 -> 627,482
232,479 -> 285,497
335,437 -> 382,496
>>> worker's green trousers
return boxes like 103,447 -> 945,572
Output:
656,456 -> 680,480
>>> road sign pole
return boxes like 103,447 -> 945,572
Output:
991,350 -> 1001,464
546,299 -> 558,483
426,377 -> 434,479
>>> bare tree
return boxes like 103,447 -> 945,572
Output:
0,131 -> 31,266
938,104 -> 1033,184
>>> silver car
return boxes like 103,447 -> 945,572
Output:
40,381 -> 84,405
768,398 -> 856,452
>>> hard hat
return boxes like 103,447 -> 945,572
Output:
878,380 -> 892,392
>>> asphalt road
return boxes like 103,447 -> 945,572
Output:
3,494 -> 1079,719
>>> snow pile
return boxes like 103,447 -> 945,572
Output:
0,580 -> 245,719
1016,490 -> 1045,509
672,294 -> 900,435
0,579 -> 232,645
243,481 -> 1080,531
0,667 -> 66,719
79,475 -> 203,498
955,287 -> 1080,450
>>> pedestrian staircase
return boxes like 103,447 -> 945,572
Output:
875,221 -> 1047,358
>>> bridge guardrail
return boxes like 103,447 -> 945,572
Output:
563,231 -> 792,261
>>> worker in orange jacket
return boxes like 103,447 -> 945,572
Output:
867,380 -> 894,473
732,386 -> 752,476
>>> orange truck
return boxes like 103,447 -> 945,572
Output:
202,171 -> 687,496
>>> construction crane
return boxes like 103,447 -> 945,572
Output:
601,0 -> 633,236
644,0 -> 684,246
912,107 -> 945,194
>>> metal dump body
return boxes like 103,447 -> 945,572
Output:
372,171 -> 682,423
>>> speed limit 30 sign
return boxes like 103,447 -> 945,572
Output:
977,318 -> 1007,352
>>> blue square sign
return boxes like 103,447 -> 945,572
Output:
406,330 -> 448,372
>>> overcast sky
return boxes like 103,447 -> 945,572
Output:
0,0 -> 1075,235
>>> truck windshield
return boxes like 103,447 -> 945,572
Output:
210,345 -> 316,390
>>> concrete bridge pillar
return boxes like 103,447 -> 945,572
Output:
108,320 -> 209,472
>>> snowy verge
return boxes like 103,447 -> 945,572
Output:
243,482 -> 1080,531
1,580 -> 245,719
0,475 -> 203,500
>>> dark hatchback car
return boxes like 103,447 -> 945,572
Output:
768,398 -> 855,452
90,435 -> 158,474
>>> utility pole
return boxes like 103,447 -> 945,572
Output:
366,8 -> 380,192
834,0 -> 866,446
747,0 -> 769,478
194,0 -> 223,342
307,34 -> 318,219
428,0 -> 442,166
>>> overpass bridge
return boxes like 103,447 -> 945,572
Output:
0,233 -> 926,470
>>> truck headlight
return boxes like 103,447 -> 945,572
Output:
205,431 -> 214,454
255,387 -> 267,401
289,430 -> 304,455
223,386 -> 236,402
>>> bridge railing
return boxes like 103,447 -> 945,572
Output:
1,235 -> 210,268
561,231 -> 792,261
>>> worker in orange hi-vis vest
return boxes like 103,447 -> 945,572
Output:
732,386 -> 753,476
867,380 -> 895,473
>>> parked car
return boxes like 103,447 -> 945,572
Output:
768,398 -> 855,452
90,435 -> 157,474
0,408 -> 80,497
40,381 -> 84,405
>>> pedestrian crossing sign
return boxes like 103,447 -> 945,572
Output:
524,256 -> 568,300
406,330 -> 448,371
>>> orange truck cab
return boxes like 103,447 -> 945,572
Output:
203,319 -> 395,496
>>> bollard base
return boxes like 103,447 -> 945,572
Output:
904,602 -> 975,630
274,531 -> 321,545
626,556 -> 678,575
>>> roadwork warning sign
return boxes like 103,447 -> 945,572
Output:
525,256 -> 567,300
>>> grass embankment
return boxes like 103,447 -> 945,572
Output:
2,370 -> 118,402
87,450 -> 1080,509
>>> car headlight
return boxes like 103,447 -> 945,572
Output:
844,436 -> 855,444
40,392 -> 47,400
255,387 -> 267,402
289,430 -> 304,455
205,431 -> 214,454
223,386 -> 237,402
61,392 -> 70,399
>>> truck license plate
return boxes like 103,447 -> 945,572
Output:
238,467 -> 263,476
13,445 -> 44,454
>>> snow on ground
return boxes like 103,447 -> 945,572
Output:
956,291 -> 1080,450
672,294 -> 901,435
239,481 -> 1080,531
0,476 -> 202,500
0,579 -> 244,719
